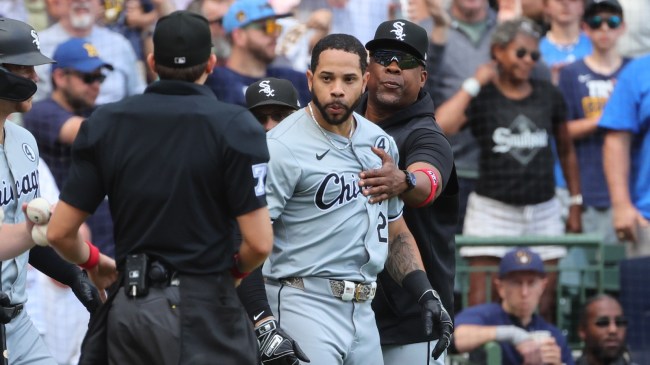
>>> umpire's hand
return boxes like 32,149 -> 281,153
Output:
419,289 -> 453,360
255,318 -> 310,365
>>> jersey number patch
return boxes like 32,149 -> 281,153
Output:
252,163 -> 268,197
377,211 -> 388,243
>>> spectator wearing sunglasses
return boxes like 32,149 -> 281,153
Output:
556,0 -> 628,248
205,0 -> 311,108
437,17 -> 582,322
576,294 -> 639,365
23,37 -> 116,258
453,248 -> 574,365
246,77 -> 300,131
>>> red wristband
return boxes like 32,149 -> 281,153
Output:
230,253 -> 250,279
414,169 -> 439,208
79,241 -> 100,270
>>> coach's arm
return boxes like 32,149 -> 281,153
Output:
386,217 -> 453,359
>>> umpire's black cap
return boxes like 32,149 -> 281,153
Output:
153,11 -> 212,68
366,19 -> 429,62
0,17 -> 54,66
246,77 -> 300,111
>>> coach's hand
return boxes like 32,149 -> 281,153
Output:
420,289 -> 453,360
69,269 -> 102,313
255,318 -> 310,365
359,147 -> 404,204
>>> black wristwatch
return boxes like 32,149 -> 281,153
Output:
403,170 -> 416,192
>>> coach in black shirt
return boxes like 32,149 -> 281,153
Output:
47,11 -> 273,365
358,19 -> 458,364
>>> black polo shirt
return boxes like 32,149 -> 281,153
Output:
60,80 -> 269,274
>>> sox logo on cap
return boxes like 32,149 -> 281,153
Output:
259,80 -> 275,97
390,21 -> 406,41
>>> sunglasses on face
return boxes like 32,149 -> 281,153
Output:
586,15 -> 622,30
515,47 -> 541,62
371,50 -> 424,70
245,19 -> 282,36
594,316 -> 628,328
66,70 -> 106,85
253,111 -> 291,124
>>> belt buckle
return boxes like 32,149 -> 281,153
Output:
354,283 -> 365,301
354,282 -> 377,302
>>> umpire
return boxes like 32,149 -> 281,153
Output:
47,11 -> 273,365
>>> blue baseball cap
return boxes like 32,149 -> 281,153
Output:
222,0 -> 290,34
52,38 -> 113,73
499,248 -> 545,278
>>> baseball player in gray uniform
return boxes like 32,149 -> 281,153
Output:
263,33 -> 449,365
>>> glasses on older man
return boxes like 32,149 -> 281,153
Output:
594,316 -> 628,328
65,70 -> 106,85
586,15 -> 622,30
371,50 -> 424,70
245,19 -> 282,37
515,48 -> 541,62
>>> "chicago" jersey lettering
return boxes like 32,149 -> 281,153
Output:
315,173 -> 363,210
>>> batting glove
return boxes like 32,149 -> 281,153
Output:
69,269 -> 102,314
255,318 -> 310,365
419,289 -> 453,360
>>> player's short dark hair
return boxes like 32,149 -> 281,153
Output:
578,294 -> 620,328
154,61 -> 208,82
310,34 -> 368,74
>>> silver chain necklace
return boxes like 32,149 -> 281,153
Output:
308,103 -> 354,151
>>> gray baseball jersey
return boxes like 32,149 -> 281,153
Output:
263,108 -> 403,283
0,121 -> 40,305
0,121 -> 55,365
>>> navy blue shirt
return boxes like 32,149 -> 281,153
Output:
558,58 -> 630,208
205,66 -> 311,108
456,303 -> 574,365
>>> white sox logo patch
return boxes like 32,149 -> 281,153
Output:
390,21 -> 406,41
31,30 -> 41,50
22,144 -> 36,162
258,80 -> 275,97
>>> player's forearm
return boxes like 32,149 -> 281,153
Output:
603,131 -> 633,208
0,222 -> 35,260
453,325 -> 498,353
385,220 -> 424,284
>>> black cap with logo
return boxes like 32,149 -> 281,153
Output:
584,0 -> 623,19
246,77 -> 300,111
0,17 -> 54,66
365,19 -> 429,61
153,11 -> 212,68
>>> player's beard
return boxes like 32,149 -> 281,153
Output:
312,92 -> 361,126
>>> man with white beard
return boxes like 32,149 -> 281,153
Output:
34,0 -> 146,104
